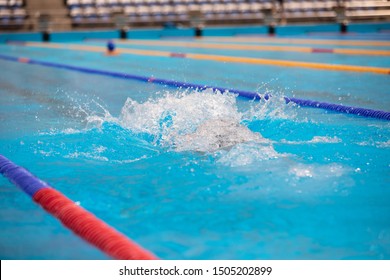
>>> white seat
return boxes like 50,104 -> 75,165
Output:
200,4 -> 212,13
70,7 -> 83,17
15,0 -> 24,6
157,0 -> 171,5
8,0 -> 18,6
79,0 -> 94,5
84,6 -> 97,16
66,0 -> 80,6
175,4 -> 188,15
150,5 -> 163,15
225,3 -> 237,12
136,5 -> 150,15
250,3 -> 262,12
0,9 -> 12,19
97,6 -> 110,15
161,4 -> 174,15
124,5 -> 136,14
13,8 -> 26,18
106,0 -> 119,5
238,3 -> 250,13
119,0 -> 132,5
95,0 -> 106,6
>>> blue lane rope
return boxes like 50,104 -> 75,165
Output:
0,155 -> 49,197
0,53 -> 389,121
284,97 -> 390,120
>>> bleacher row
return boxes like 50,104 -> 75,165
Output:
0,0 -> 389,29
65,0 -> 390,25
68,0 -> 272,23
0,0 -> 25,22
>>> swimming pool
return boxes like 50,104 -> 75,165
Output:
0,26 -> 389,260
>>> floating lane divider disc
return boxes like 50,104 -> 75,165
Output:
0,155 -> 158,260
0,53 -> 389,121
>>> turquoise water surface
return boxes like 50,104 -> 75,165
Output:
0,32 -> 389,260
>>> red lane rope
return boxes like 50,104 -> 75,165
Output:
33,188 -> 158,260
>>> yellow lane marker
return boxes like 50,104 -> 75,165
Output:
116,39 -> 390,56
25,42 -> 390,75
188,52 -> 390,74
199,36 -> 390,47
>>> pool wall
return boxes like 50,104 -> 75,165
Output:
1,22 -> 389,43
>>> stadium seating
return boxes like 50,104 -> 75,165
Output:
1,1 -> 389,30
62,0 -> 390,27
0,0 -> 26,29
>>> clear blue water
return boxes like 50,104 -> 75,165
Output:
0,33 -> 389,260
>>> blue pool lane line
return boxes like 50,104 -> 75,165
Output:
0,53 -> 389,121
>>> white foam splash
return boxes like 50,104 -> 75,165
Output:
217,142 -> 282,167
63,144 -> 108,161
280,136 -> 342,145
118,89 -> 275,153
242,93 -> 298,121
377,140 -> 390,148
39,128 -> 81,135
115,89 -> 296,165
175,118 -> 267,153
289,163 -> 347,179
62,128 -> 80,134
65,151 -> 109,162
39,89 -> 322,166
119,89 -> 241,134
357,140 -> 390,148
289,165 -> 314,178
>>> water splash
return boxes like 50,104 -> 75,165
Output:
118,89 -> 287,157
289,163 -> 347,179
242,90 -> 298,120
36,89 -> 306,166
280,136 -> 342,145
216,142 -> 282,167
119,89 -> 242,136
357,140 -> 390,148
35,122 -> 159,164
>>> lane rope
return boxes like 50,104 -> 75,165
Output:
0,155 -> 158,260
199,36 -> 390,47
0,53 -> 389,121
24,42 -> 390,75
114,39 -> 390,56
